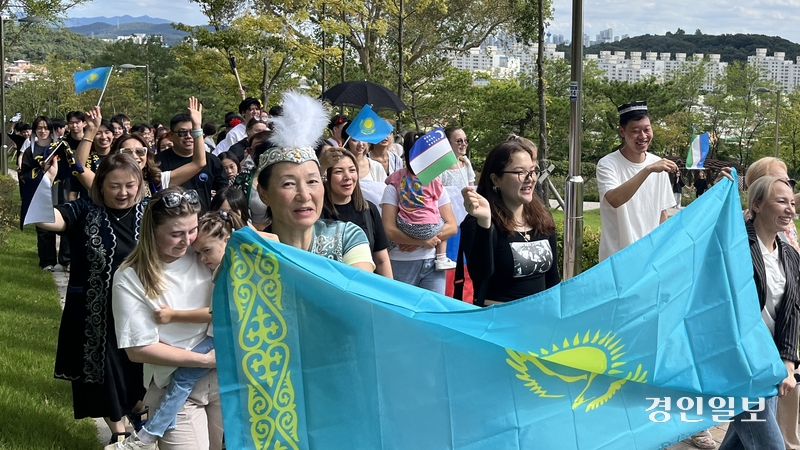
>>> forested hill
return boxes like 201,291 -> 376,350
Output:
556,30 -> 800,62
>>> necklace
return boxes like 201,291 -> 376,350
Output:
109,207 -> 134,222
517,230 -> 530,242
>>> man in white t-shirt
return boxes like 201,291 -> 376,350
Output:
596,101 -> 677,262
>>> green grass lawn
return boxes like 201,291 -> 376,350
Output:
0,226 -> 100,450
550,208 -> 602,231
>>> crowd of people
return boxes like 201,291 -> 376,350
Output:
11,91 -> 800,450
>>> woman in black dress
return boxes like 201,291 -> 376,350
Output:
30,152 -> 148,443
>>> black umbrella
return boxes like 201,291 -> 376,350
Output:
321,81 -> 407,112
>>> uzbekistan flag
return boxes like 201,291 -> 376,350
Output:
686,133 -> 709,169
408,127 -> 458,185
73,67 -> 112,94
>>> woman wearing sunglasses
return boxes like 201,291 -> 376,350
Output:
441,127 -> 475,188
29,152 -> 150,444
73,99 -> 206,198
460,138 -> 560,306
112,187 -> 221,450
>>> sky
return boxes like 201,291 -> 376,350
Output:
69,0 -> 800,45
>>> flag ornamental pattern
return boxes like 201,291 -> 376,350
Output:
408,128 -> 458,185
212,170 -> 786,450
686,133 -> 710,169
73,67 -> 112,94
344,104 -> 393,144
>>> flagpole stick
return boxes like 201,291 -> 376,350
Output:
342,136 -> 350,148
96,66 -> 113,107
457,155 -> 471,188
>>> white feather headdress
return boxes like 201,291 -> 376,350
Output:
260,91 -> 329,168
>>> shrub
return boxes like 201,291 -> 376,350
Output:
555,219 -> 601,276
0,175 -> 17,246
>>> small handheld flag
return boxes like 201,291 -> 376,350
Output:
686,133 -> 710,169
73,67 -> 111,94
408,127 -> 458,185
345,105 -> 393,144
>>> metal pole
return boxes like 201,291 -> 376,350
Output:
563,0 -> 584,279
145,64 -> 151,125
775,90 -> 780,158
0,18 -> 6,175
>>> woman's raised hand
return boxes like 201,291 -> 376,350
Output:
462,187 -> 490,222
85,106 -> 102,132
188,97 -> 203,128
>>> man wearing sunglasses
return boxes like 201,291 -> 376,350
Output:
155,113 -> 228,213
213,97 -> 262,155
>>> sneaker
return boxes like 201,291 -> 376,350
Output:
104,431 -> 155,450
42,265 -> 54,271
435,257 -> 456,271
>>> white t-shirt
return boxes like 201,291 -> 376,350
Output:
213,123 -> 246,155
362,158 -> 388,183
380,184 -> 451,261
596,150 -> 674,261
112,249 -> 213,388
758,236 -> 786,336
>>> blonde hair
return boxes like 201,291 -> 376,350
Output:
120,187 -> 200,299
747,175 -> 792,221
197,210 -> 244,243
745,157 -> 787,188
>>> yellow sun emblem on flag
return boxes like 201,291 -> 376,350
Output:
359,117 -> 375,135
506,330 -> 648,412
88,73 -> 99,83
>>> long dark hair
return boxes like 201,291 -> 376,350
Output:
324,149 -> 368,217
476,140 -> 554,236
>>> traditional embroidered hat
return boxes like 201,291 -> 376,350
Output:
258,91 -> 328,170
617,101 -> 648,116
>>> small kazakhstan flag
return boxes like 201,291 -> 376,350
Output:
73,67 -> 111,94
345,104 -> 393,144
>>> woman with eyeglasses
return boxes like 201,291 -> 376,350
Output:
73,99 -> 206,198
460,139 -> 560,306
441,127 -> 475,188
29,152 -> 149,445
112,187 -> 221,450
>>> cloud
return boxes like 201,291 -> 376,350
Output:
549,0 -> 800,44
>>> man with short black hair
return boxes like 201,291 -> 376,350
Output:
213,97 -> 262,155
156,113 -> 228,212
64,111 -> 85,150
596,101 -> 677,262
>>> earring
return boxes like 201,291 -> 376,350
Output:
492,185 -> 498,193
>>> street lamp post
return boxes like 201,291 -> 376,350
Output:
0,15 -> 41,175
756,87 -> 781,158
119,64 -> 151,124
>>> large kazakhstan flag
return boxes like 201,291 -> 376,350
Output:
212,173 -> 786,450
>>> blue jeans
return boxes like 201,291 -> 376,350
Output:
719,396 -> 784,450
391,258 -> 446,295
142,336 -> 214,438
